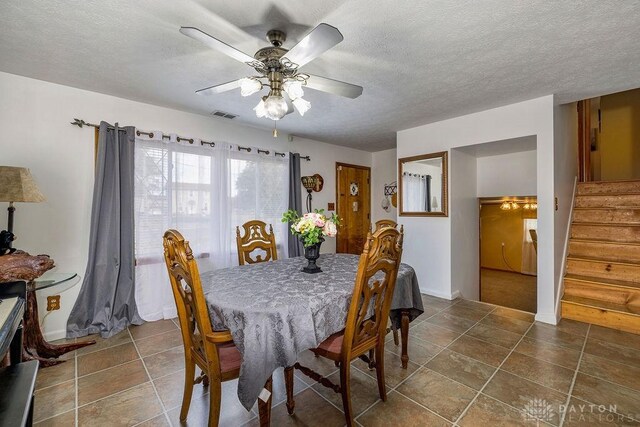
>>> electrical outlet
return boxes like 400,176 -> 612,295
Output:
328,202 -> 335,211
47,295 -> 61,311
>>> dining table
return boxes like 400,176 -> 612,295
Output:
200,253 -> 424,411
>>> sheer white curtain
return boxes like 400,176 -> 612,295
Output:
402,173 -> 428,211
133,135 -> 289,321
521,218 -> 537,276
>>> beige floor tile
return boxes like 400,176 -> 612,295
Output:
245,388 -> 345,427
483,370 -> 567,426
479,312 -> 532,335
396,367 -> 476,421
500,351 -> 575,394
459,394 -> 551,427
129,319 -> 178,340
78,359 -> 149,405
454,299 -> 495,314
579,353 -> 640,393
563,396 -> 638,426
513,336 -> 581,370
584,338 -> 640,369
421,294 -> 458,311
76,330 -> 132,356
296,349 -> 340,377
386,334 -> 444,365
143,346 -> 185,379
447,334 -> 510,367
136,414 -> 171,427
353,350 -> 420,388
35,358 -> 75,390
312,367 -> 381,417
465,323 -> 523,349
490,306 -> 536,323
425,312 -> 478,333
135,329 -> 183,357
572,373 -> 640,422
358,391 -> 451,426
33,380 -> 76,423
425,349 -> 496,391
78,382 -> 163,426
77,342 -> 139,376
33,409 -> 76,427
588,325 -> 640,351
154,369 -> 205,410
441,303 -> 490,322
525,323 -> 586,351
410,322 -> 461,347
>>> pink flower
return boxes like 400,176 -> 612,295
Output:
323,221 -> 337,237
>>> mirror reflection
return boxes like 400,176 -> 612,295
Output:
399,151 -> 448,216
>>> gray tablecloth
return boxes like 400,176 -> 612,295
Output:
200,253 -> 423,410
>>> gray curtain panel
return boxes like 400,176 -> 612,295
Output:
287,153 -> 303,257
67,122 -> 143,338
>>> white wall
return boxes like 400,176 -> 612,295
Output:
477,150 -> 537,197
0,71 -> 372,339
450,148 -> 479,300
370,148 -> 397,223
398,95 -> 564,324
553,101 -> 578,319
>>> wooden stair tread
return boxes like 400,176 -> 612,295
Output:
571,222 -> 640,227
570,238 -> 640,246
566,255 -> 640,266
579,179 -> 640,184
564,273 -> 640,290
561,294 -> 640,315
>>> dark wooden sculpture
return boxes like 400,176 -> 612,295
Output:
0,251 -> 95,367
0,251 -> 54,282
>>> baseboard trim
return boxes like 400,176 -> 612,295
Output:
420,287 -> 460,301
44,329 -> 68,342
535,311 -> 559,325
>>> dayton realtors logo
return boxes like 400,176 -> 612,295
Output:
522,399 -> 635,424
522,399 -> 555,425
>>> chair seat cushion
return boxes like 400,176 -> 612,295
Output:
316,330 -> 344,357
218,342 -> 242,373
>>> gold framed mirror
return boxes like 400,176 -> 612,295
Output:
398,151 -> 448,217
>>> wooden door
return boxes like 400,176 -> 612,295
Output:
336,163 -> 371,254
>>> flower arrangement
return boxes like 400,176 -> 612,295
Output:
282,209 -> 339,247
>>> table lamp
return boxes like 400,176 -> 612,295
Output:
0,166 -> 45,253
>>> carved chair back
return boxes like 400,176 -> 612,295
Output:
341,226 -> 404,360
163,230 -> 221,376
236,220 -> 278,266
373,219 -> 398,232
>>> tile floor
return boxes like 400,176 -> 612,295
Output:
33,296 -> 640,426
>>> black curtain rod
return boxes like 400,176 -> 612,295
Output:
70,118 -> 310,160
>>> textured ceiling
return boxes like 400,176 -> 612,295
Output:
1,1 -> 639,151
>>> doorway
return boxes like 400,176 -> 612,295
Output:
336,162 -> 371,254
479,197 -> 538,313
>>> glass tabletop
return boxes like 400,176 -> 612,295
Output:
30,272 -> 79,292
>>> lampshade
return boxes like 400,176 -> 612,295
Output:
263,94 -> 288,120
0,166 -> 45,203
239,78 -> 262,97
283,80 -> 304,100
292,98 -> 311,116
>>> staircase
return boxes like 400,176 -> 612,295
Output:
561,180 -> 640,334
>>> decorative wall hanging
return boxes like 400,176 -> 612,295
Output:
381,181 -> 397,212
350,182 -> 359,196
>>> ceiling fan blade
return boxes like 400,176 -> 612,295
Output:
305,75 -> 363,99
285,23 -> 343,67
195,80 -> 241,95
180,27 -> 262,67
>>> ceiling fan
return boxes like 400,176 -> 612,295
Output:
180,23 -> 363,121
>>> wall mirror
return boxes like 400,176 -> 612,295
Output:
399,151 -> 448,216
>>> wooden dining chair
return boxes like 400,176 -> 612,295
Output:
284,226 -> 404,426
236,220 -> 278,266
373,219 -> 397,232
163,229 -> 273,427
373,219 -> 401,345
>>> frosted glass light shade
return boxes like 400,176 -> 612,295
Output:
283,80 -> 304,100
254,99 -> 267,118
263,95 -> 288,120
239,78 -> 262,97
292,97 -> 311,116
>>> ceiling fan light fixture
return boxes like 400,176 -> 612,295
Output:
239,77 -> 263,97
283,80 -> 304,100
292,97 -> 311,116
263,94 -> 288,120
254,98 -> 268,118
